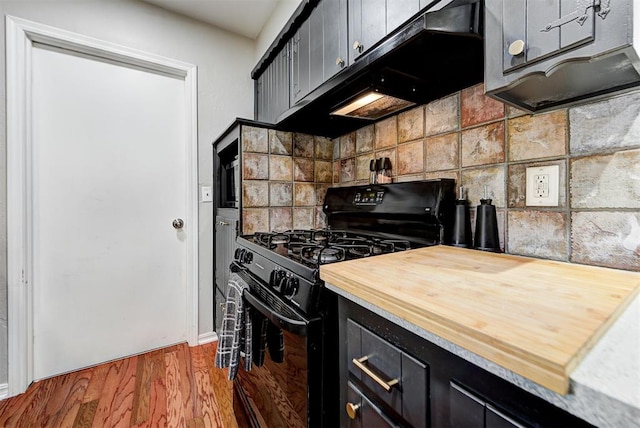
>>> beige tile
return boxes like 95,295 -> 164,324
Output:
242,208 -> 269,234
293,133 -> 315,158
294,182 -> 316,206
269,130 -> 292,155
241,126 -> 268,153
397,140 -> 424,175
460,166 -> 506,207
333,137 -> 341,159
269,207 -> 293,232
315,137 -> 334,161
340,158 -> 356,183
570,90 -> 640,155
396,173 -> 426,183
293,158 -> 314,182
269,182 -> 293,207
507,211 -> 568,260
269,155 -> 293,181
398,106 -> 424,143
293,207 -> 315,230
425,133 -> 458,172
375,116 -> 397,149
571,211 -> 640,271
316,184 -> 331,206
424,171 -> 458,181
333,161 -> 340,183
461,83 -> 504,128
356,154 -> 374,181
507,110 -> 567,161
242,180 -> 269,207
425,93 -> 459,136
315,160 -> 333,183
570,149 -> 640,209
507,105 -> 529,118
507,160 -> 566,209
356,125 -> 375,154
461,122 -> 505,167
315,206 -> 327,229
242,153 -> 268,180
340,132 -> 356,159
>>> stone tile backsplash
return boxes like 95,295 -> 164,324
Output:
239,85 -> 639,271
332,83 -> 640,271
241,126 -> 331,234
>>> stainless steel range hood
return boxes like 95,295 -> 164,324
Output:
276,0 -> 484,138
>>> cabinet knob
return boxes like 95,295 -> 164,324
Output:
172,218 -> 184,229
352,40 -> 364,53
217,221 -> 229,226
336,56 -> 345,68
508,39 -> 525,56
345,402 -> 360,419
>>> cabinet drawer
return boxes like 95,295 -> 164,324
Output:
347,319 -> 429,427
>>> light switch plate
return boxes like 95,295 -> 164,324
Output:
526,165 -> 559,207
201,186 -> 213,203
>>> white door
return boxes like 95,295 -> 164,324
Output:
29,44 -> 190,380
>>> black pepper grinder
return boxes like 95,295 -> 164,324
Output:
451,186 -> 472,248
474,185 -> 501,252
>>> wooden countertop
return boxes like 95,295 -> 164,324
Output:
319,245 -> 640,395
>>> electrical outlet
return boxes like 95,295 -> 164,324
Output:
201,186 -> 213,203
526,165 -> 559,206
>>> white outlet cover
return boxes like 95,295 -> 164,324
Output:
201,185 -> 213,203
526,165 -> 559,207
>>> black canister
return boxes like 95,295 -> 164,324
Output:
451,186 -> 472,248
474,187 -> 501,252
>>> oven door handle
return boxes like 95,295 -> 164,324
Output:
243,289 -> 308,336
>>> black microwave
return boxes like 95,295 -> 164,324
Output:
219,151 -> 239,208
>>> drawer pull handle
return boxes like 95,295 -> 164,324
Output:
352,356 -> 399,392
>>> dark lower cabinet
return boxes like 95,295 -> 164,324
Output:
337,295 -> 595,428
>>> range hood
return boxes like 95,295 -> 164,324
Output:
277,0 -> 484,138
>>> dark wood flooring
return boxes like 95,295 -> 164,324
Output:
0,342 -> 238,427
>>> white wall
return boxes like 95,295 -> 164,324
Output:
0,0 -> 256,385
255,0 -> 303,63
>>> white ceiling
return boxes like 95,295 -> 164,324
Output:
142,0 -> 280,39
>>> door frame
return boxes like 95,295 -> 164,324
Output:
6,15 -> 199,397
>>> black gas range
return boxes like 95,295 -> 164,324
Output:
230,179 -> 456,427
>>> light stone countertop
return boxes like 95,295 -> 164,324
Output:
325,284 -> 640,428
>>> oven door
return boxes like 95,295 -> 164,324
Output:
232,268 -> 325,428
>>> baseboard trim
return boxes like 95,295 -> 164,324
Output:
198,331 -> 218,345
0,383 -> 9,400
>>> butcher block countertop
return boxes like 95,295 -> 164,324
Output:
319,245 -> 640,397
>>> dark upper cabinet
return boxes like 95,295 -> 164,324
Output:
348,0 -> 420,63
291,19 -> 311,105
256,42 -> 290,123
485,0 -> 640,113
292,0 -> 348,105
348,0 -> 386,63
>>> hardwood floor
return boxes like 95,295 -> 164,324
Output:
0,342 -> 239,428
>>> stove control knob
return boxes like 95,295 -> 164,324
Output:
270,270 -> 286,291
241,251 -> 253,264
234,248 -> 243,260
283,277 -> 299,299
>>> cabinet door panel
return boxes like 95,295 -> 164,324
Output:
349,0 -> 386,63
449,382 -> 484,427
323,0 -> 348,79
360,328 -> 402,413
347,319 -> 362,379
559,0 -> 595,49
291,20 -> 311,104
309,4 -> 324,90
526,0 -> 561,62
502,0 -> 526,72
486,405 -> 526,428
401,353 -> 429,428
387,0 -> 420,32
